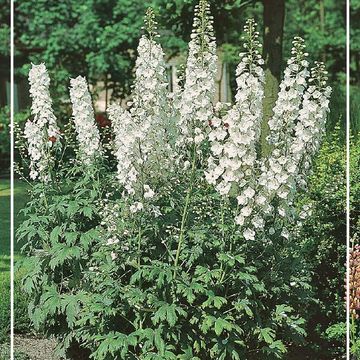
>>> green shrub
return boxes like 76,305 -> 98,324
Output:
0,107 -> 10,156
17,133 -> 345,359
350,139 -> 360,358
289,128 -> 346,359
351,86 -> 360,139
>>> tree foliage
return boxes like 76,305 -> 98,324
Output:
14,0 -> 346,106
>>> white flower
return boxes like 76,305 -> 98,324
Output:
255,195 -> 267,205
237,194 -> 247,205
28,63 -> 60,139
130,202 -> 144,213
240,206 -> 252,217
281,228 -> 290,239
252,216 -> 265,229
235,214 -> 245,226
144,185 -> 155,199
108,105 -> 138,195
243,228 -> 255,241
244,187 -> 255,199
107,237 -> 120,245
259,38 -> 309,204
69,76 -> 101,164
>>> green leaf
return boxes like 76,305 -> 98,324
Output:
61,294 -> 82,328
214,318 -> 232,336
259,328 -> 276,345
82,206 -> 93,218
269,340 -> 287,353
234,299 -> 253,318
49,226 -> 62,245
49,244 -> 82,269
154,328 -> 165,355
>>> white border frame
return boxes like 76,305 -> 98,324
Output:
10,0 -> 14,357
346,0 -> 350,358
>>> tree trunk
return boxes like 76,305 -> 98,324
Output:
319,0 -> 326,63
261,0 -> 285,156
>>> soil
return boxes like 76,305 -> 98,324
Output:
14,334 -> 60,360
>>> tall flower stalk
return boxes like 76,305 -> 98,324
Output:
172,0 -> 217,275
257,38 -> 310,206
107,105 -> 138,195
69,76 -> 101,165
206,19 -> 264,201
25,63 -> 60,181
176,0 -> 217,151
109,8 -> 174,206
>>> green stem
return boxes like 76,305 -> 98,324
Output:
219,201 -> 225,276
173,148 -> 197,277
219,206 -> 237,285
137,225 -> 142,268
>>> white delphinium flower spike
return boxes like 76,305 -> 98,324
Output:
109,9 -> 175,204
252,54 -> 330,241
132,8 -> 171,126
267,37 -> 309,149
289,62 -> 331,192
176,0 -> 217,149
263,62 -> 331,237
25,63 -> 60,180
69,76 -> 101,165
206,19 -> 264,202
107,104 -> 138,196
257,38 -> 310,215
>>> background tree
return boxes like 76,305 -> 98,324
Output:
0,0 -> 10,56
14,0 -> 149,114
0,0 -> 10,107
261,0 -> 285,155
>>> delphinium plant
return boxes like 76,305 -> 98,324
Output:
17,1 -> 331,359
16,64 -> 111,359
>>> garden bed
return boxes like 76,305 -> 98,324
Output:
14,334 -> 59,360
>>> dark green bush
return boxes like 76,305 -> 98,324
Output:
289,128 -> 346,359
350,139 -> 360,358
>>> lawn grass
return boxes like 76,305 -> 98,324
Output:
13,180 -> 31,254
0,178 -> 29,256
0,179 -> 30,350
13,180 -> 32,336
0,256 -> 10,345
0,178 -> 10,348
